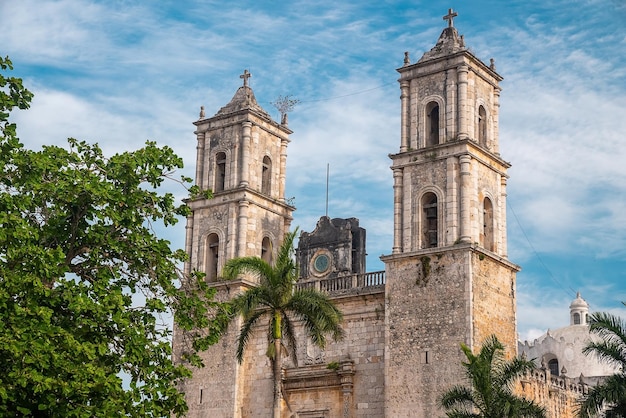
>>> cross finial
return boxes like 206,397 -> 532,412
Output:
443,8 -> 458,28
240,69 -> 251,87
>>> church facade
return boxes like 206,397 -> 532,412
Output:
173,10 -> 587,418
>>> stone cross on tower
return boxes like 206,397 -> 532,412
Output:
240,69 -> 251,87
443,8 -> 458,28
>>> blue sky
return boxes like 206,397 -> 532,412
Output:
2,0 -> 626,342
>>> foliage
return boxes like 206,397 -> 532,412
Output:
223,229 -> 344,418
0,56 -> 228,417
440,335 -> 546,418
579,306 -> 626,418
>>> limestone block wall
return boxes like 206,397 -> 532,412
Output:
176,289 -> 385,418
383,249 -> 472,418
173,283 -> 248,418
264,292 -> 386,418
383,244 -> 518,417
516,369 -> 588,418
470,250 -> 518,356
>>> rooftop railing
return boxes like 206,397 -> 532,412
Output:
295,270 -> 385,295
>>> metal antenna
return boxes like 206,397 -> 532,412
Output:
325,163 -> 329,217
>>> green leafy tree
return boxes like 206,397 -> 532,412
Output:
440,335 -> 546,418
0,56 -> 228,417
223,229 -> 345,418
579,306 -> 626,418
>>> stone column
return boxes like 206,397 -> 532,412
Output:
446,156 -> 458,244
400,80 -> 410,152
184,216 -> 194,275
500,176 -> 508,257
195,132 -> 205,189
338,362 -> 355,418
392,167 -> 404,253
459,154 -> 472,243
240,121 -> 252,187
279,138 -> 288,201
237,199 -> 249,257
492,87 -> 501,154
457,65 -> 469,140
446,68 -> 457,140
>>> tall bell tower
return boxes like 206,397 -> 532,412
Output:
382,10 -> 520,417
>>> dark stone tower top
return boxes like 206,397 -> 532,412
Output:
297,216 -> 366,280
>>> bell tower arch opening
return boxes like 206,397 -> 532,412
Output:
421,192 -> 439,249
478,105 -> 487,147
425,101 -> 440,147
205,233 -> 219,282
215,152 -> 226,192
262,155 -> 272,195
482,197 -> 494,252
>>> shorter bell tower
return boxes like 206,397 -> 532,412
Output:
176,72 -> 294,418
382,10 -> 520,417
184,70 -> 294,283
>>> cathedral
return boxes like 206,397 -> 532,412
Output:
173,10 -> 589,418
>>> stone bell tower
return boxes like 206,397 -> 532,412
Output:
177,71 -> 294,417
184,70 -> 294,283
382,10 -> 520,417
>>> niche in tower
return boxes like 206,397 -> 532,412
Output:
426,102 -> 440,147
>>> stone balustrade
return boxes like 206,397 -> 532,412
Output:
295,271 -> 386,295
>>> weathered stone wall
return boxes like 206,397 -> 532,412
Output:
470,250 -> 518,357
383,248 -> 472,418
382,244 -> 518,417
280,291 -> 386,417
176,287 -> 385,418
173,282 -> 248,418
516,369 -> 588,418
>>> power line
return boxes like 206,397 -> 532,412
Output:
262,82 -> 396,107
507,199 -> 577,299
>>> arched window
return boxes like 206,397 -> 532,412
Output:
422,193 -> 438,248
262,156 -> 272,195
261,236 -> 272,264
548,359 -> 559,376
425,102 -> 440,147
482,197 -> 494,251
478,105 -> 487,147
206,233 -> 219,282
573,312 -> 581,325
215,152 -> 226,192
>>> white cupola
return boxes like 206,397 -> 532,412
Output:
569,292 -> 589,325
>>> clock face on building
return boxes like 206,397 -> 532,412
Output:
310,250 -> 332,276
313,253 -> 330,273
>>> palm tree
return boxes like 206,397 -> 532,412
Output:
440,335 -> 546,418
223,229 -> 345,418
579,307 -> 626,418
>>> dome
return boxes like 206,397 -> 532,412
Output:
570,292 -> 589,310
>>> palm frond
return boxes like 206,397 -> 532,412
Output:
236,309 -> 266,363
441,385 -> 475,409
223,256 -> 274,283
281,313 -> 299,366
287,289 -> 345,346
579,373 -> 626,418
274,229 -> 297,274
583,311 -> 626,370
231,286 -> 265,318
496,356 -> 537,391
442,336 -> 546,418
